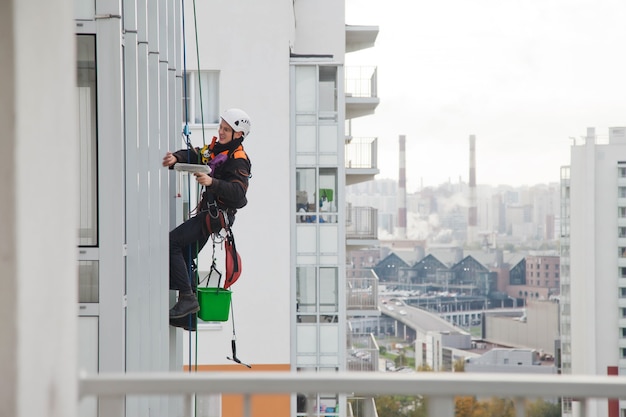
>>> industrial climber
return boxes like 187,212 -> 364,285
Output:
162,108 -> 252,327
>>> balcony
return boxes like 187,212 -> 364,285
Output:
347,333 -> 379,372
345,66 -> 379,120
346,205 -> 378,247
346,271 -> 379,316
345,137 -> 378,185
345,25 -> 378,53
80,372 -> 626,417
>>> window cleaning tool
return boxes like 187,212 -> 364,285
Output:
226,301 -> 251,368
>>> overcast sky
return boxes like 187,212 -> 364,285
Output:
345,0 -> 626,191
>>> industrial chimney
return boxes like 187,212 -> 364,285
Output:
468,135 -> 477,244
397,135 -> 407,239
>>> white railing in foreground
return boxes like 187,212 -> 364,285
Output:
80,371 -> 626,417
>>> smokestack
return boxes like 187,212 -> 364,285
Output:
397,135 -> 407,239
468,135 -> 477,244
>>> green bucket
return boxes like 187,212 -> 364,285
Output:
197,287 -> 232,322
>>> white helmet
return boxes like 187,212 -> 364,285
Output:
221,108 -> 251,138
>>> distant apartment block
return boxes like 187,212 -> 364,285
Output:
561,126 -> 626,417
508,254 -> 560,301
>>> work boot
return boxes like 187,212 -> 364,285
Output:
169,313 -> 197,331
170,293 -> 200,319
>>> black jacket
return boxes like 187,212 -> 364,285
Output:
172,143 -> 251,211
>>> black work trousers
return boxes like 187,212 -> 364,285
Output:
169,211 -> 229,293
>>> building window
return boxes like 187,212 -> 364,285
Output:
620,207 -> 626,218
183,70 -> 219,125
296,267 -> 338,316
319,267 -> 338,313
620,167 -> 626,178
294,65 -> 340,166
295,168 -> 337,223
620,187 -> 626,198
296,168 -> 317,223
318,66 -> 337,114
319,168 -> 338,223
562,398 -> 572,413
620,227 -> 626,238
78,261 -> 99,303
77,35 -> 99,247
297,267 -> 317,315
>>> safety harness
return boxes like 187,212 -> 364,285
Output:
199,135 -> 249,165
197,135 -> 248,288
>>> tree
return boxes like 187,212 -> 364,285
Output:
417,363 -> 432,372
375,395 -> 401,417
483,397 -> 515,417
375,395 -> 427,417
526,399 -> 561,417
395,350 -> 407,368
455,396 -> 477,417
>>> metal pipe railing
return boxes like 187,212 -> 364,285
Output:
80,371 -> 626,417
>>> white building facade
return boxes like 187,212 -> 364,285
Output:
562,127 -> 626,417
183,2 -> 380,416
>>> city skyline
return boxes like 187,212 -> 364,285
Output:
345,0 -> 626,192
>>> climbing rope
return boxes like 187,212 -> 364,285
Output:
180,0 -> 206,380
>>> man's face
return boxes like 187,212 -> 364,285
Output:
218,119 -> 242,144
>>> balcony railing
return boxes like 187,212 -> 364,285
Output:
80,372 -> 626,417
345,66 -> 380,120
347,333 -> 379,372
345,137 -> 377,169
346,206 -> 377,240
346,273 -> 378,312
345,66 -> 378,99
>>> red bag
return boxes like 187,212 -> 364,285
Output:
224,230 -> 241,289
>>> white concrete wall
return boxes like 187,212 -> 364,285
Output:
181,0 -> 294,366
0,0 -> 78,416
293,0 -> 345,61
569,130 -> 625,417
570,134 -> 621,379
